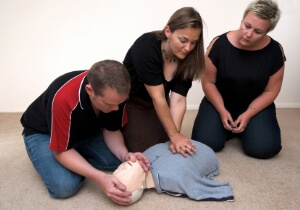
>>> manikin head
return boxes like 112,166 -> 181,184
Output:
113,161 -> 148,204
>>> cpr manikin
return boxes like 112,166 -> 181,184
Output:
113,140 -> 234,205
113,160 -> 154,204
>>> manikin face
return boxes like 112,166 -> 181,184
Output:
238,11 -> 270,49
165,26 -> 201,60
113,161 -> 146,204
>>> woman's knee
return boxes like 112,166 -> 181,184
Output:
192,133 -> 225,152
244,145 -> 282,159
207,141 -> 225,152
242,106 -> 282,159
192,118 -> 226,152
242,136 -> 282,159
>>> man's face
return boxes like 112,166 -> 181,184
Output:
113,161 -> 145,192
87,85 -> 128,113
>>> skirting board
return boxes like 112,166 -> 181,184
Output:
1,103 -> 299,113
187,103 -> 300,110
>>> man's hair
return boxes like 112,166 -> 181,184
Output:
154,7 -> 205,81
86,60 -> 130,96
243,0 -> 281,32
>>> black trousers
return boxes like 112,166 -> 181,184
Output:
191,97 -> 282,159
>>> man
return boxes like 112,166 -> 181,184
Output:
113,140 -> 234,205
20,60 -> 150,205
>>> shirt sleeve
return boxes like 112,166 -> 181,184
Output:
131,33 -> 164,86
207,36 -> 221,68
270,40 -> 286,75
170,76 -> 192,97
49,85 -> 79,151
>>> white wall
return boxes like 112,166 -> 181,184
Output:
0,0 -> 299,112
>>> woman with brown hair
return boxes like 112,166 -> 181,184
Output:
122,7 -> 205,156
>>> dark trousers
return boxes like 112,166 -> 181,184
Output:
191,97 -> 282,159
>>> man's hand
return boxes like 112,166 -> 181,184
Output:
123,152 -> 150,172
98,173 -> 133,206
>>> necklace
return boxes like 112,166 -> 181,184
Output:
162,48 -> 177,63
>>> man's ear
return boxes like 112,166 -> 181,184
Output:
85,84 -> 94,96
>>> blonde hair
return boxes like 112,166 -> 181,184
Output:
243,0 -> 281,32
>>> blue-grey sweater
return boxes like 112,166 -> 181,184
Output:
143,140 -> 234,201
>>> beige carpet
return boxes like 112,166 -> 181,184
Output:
0,109 -> 299,210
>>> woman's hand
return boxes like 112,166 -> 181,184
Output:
169,133 -> 196,157
231,112 -> 251,133
219,109 -> 234,131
